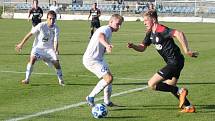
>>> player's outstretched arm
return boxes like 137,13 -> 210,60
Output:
88,12 -> 91,21
127,42 -> 147,52
27,9 -> 32,22
173,30 -> 199,58
15,32 -> 33,53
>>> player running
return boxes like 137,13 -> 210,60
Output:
15,10 -> 64,86
28,0 -> 43,27
88,3 -> 101,39
128,10 -> 198,113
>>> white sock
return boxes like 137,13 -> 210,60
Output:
25,63 -> 33,81
89,79 -> 108,97
178,88 -> 183,95
56,69 -> 63,81
104,83 -> 112,104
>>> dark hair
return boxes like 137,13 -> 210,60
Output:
33,0 -> 38,3
143,10 -> 158,22
47,10 -> 56,18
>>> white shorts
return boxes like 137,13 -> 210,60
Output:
31,48 -> 58,62
83,58 -> 109,79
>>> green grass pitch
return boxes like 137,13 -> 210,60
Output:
0,19 -> 215,121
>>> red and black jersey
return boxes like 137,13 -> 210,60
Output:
143,24 -> 184,65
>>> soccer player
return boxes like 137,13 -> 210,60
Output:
127,10 -> 198,113
49,0 -> 61,19
88,3 -> 101,39
28,0 -> 43,27
15,10 -> 64,86
83,14 -> 124,107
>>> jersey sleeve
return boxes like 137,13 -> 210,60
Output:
31,23 -> 41,34
99,27 -> 112,42
157,25 -> 175,39
143,32 -> 151,46
163,28 -> 175,39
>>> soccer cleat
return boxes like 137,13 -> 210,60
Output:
179,88 -> 188,108
59,80 -> 65,86
180,106 -> 196,113
86,96 -> 95,107
105,102 -> 117,107
21,79 -> 29,84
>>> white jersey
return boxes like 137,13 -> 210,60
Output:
83,25 -> 112,61
31,21 -> 59,49
49,5 -> 60,13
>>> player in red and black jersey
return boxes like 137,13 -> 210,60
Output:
128,10 -> 198,113
28,0 -> 43,27
88,3 -> 101,38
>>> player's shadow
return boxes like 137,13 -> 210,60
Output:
30,83 -> 60,86
66,83 -> 96,86
195,104 -> 215,113
106,115 -> 145,119
112,104 -> 176,111
106,105 -> 175,119
198,104 -> 215,109
111,104 -> 215,113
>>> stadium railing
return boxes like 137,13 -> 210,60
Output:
2,1 -> 215,18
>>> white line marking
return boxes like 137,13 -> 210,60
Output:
1,70 -> 149,81
6,86 -> 148,121
1,70 -> 55,75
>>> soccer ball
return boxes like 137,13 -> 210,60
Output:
91,104 -> 108,118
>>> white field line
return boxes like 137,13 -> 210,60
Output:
0,70 -> 148,81
5,86 -> 148,121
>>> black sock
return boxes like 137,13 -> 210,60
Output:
155,82 -> 178,94
156,82 -> 191,106
171,92 -> 191,106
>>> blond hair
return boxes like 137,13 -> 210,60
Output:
109,14 -> 124,23
143,10 -> 158,22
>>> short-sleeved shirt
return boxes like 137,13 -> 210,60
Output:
31,21 -> 59,49
29,7 -> 43,26
90,8 -> 101,22
83,25 -> 112,61
143,24 -> 184,65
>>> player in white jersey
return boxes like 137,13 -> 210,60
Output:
83,14 -> 124,107
15,10 -> 64,86
49,1 -> 61,19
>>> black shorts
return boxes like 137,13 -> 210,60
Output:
157,60 -> 184,80
91,20 -> 100,28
